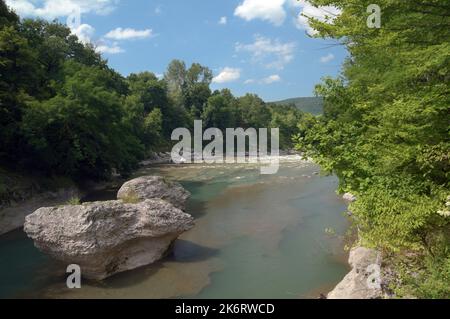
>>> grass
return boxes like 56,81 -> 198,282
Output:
120,193 -> 141,204
66,197 -> 81,205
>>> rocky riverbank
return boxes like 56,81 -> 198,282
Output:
328,246 -> 383,299
328,193 -> 384,299
0,186 -> 80,236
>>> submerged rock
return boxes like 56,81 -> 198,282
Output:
328,247 -> 383,299
24,199 -> 194,280
118,176 -> 190,210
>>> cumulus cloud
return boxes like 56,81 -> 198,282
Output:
6,0 -> 119,45
6,0 -> 118,19
291,0 -> 341,35
71,23 -> 95,44
320,53 -> 335,63
234,0 -> 286,26
212,67 -> 241,84
261,74 -> 281,84
235,35 -> 295,70
218,16 -> 227,25
105,27 -> 153,40
95,42 -> 124,54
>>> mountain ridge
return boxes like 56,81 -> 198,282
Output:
270,97 -> 323,115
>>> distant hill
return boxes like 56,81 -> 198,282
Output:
271,97 -> 324,115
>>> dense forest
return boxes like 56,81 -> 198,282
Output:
295,0 -> 449,298
0,0 -> 303,183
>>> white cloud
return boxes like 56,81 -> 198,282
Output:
235,35 -> 295,70
6,0 -> 118,19
244,79 -> 255,84
5,0 -> 35,16
154,5 -> 162,15
105,27 -> 153,40
212,67 -> 241,84
234,0 -> 286,26
71,23 -> 95,44
320,53 -> 335,63
218,16 -> 227,25
262,74 -> 281,84
291,0 -> 341,35
95,43 -> 124,54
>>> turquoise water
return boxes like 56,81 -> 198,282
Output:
0,158 -> 350,299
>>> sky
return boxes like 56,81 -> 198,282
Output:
5,0 -> 347,101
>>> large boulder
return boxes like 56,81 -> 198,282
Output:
24,199 -> 194,280
328,247 -> 383,299
117,176 -> 190,210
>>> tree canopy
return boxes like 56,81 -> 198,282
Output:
0,0 -> 303,181
295,0 -> 449,298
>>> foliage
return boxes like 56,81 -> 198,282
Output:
66,196 -> 81,206
295,0 -> 450,297
0,0 -> 303,183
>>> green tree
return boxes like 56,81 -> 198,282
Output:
22,62 -> 143,179
296,0 -> 450,297
203,92 -> 236,130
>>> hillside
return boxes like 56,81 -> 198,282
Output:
272,97 -> 324,115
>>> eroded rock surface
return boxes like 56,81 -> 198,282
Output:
118,176 -> 190,210
328,247 -> 383,299
24,199 -> 194,280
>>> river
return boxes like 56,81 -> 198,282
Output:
0,156 -> 350,299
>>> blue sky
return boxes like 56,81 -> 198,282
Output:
6,0 -> 347,101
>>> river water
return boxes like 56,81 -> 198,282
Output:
0,156 -> 350,299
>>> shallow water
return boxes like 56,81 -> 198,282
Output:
0,157 -> 350,299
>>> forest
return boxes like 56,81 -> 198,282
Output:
0,0 -> 302,182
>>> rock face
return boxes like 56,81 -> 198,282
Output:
24,199 -> 194,280
328,247 -> 383,299
0,187 -> 80,236
118,176 -> 190,210
343,192 -> 357,202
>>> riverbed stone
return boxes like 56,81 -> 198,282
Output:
117,176 -> 190,210
343,193 -> 357,202
328,247 -> 383,299
24,199 -> 194,280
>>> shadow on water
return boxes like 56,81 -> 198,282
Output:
64,240 -> 219,292
168,240 -> 219,263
